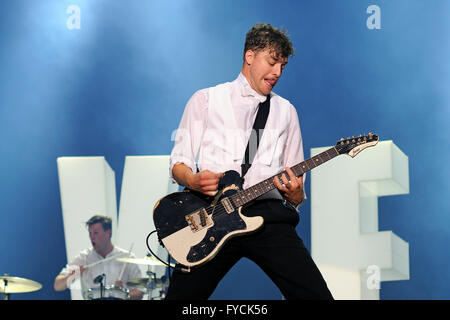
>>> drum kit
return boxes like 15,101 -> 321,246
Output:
1,254 -> 172,300
83,254 -> 173,300
84,285 -> 130,300
0,274 -> 42,300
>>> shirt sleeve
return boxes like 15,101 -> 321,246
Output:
282,104 -> 307,205
123,263 -> 144,292
169,89 -> 209,182
59,252 -> 87,275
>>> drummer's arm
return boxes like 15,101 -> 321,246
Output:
124,263 -> 145,300
54,273 -> 73,291
115,279 -> 144,300
129,288 -> 144,300
54,265 -> 85,291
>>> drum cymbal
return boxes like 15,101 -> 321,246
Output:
126,277 -> 169,289
117,256 -> 175,268
0,276 -> 42,294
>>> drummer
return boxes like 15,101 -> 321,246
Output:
54,215 -> 144,300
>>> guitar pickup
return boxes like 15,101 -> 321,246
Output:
221,198 -> 234,214
185,208 -> 213,232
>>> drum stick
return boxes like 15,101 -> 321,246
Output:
118,243 -> 134,281
84,253 -> 125,268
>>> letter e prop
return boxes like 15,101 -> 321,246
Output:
310,141 -> 409,299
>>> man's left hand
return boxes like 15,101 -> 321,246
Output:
273,167 -> 304,206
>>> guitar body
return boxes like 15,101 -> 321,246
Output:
153,170 -> 263,267
153,133 -> 379,268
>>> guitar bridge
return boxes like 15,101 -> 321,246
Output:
185,208 -> 213,232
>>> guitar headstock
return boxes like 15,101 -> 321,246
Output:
335,133 -> 379,158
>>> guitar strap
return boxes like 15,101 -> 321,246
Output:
241,95 -> 271,178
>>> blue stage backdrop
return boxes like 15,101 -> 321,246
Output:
0,0 -> 448,299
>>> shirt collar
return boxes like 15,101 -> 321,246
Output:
92,245 -> 117,259
237,73 -> 268,103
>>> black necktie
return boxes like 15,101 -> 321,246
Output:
241,96 -> 271,178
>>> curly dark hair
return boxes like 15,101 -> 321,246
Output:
243,23 -> 294,61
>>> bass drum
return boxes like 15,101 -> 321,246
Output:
84,285 -> 129,300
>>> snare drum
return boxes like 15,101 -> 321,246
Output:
84,285 -> 129,300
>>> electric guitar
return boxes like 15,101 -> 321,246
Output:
153,133 -> 379,267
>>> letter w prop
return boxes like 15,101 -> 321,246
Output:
311,141 -> 410,300
57,156 -> 178,300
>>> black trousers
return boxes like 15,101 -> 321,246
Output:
165,201 -> 333,300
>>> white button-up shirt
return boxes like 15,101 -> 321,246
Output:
170,73 -> 305,195
59,246 -> 142,299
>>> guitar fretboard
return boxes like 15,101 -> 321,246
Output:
230,146 -> 339,207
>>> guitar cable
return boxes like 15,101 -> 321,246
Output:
145,230 -> 172,268
145,230 -> 191,282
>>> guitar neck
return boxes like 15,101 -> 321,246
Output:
230,146 -> 340,207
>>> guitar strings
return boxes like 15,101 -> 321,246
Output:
204,199 -> 242,222
200,177 -> 281,221
204,188 -> 269,221
206,203 -> 228,220
204,195 -> 248,221
195,147 -> 347,225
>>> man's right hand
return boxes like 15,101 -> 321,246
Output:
54,265 -> 86,291
66,265 -> 86,283
187,170 -> 223,196
172,163 -> 222,196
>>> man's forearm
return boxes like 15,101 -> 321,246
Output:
54,274 -> 70,291
129,289 -> 144,300
172,163 -> 193,188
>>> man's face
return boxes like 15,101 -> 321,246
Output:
244,48 -> 288,96
89,222 -> 111,253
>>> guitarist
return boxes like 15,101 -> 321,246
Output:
167,23 -> 333,300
